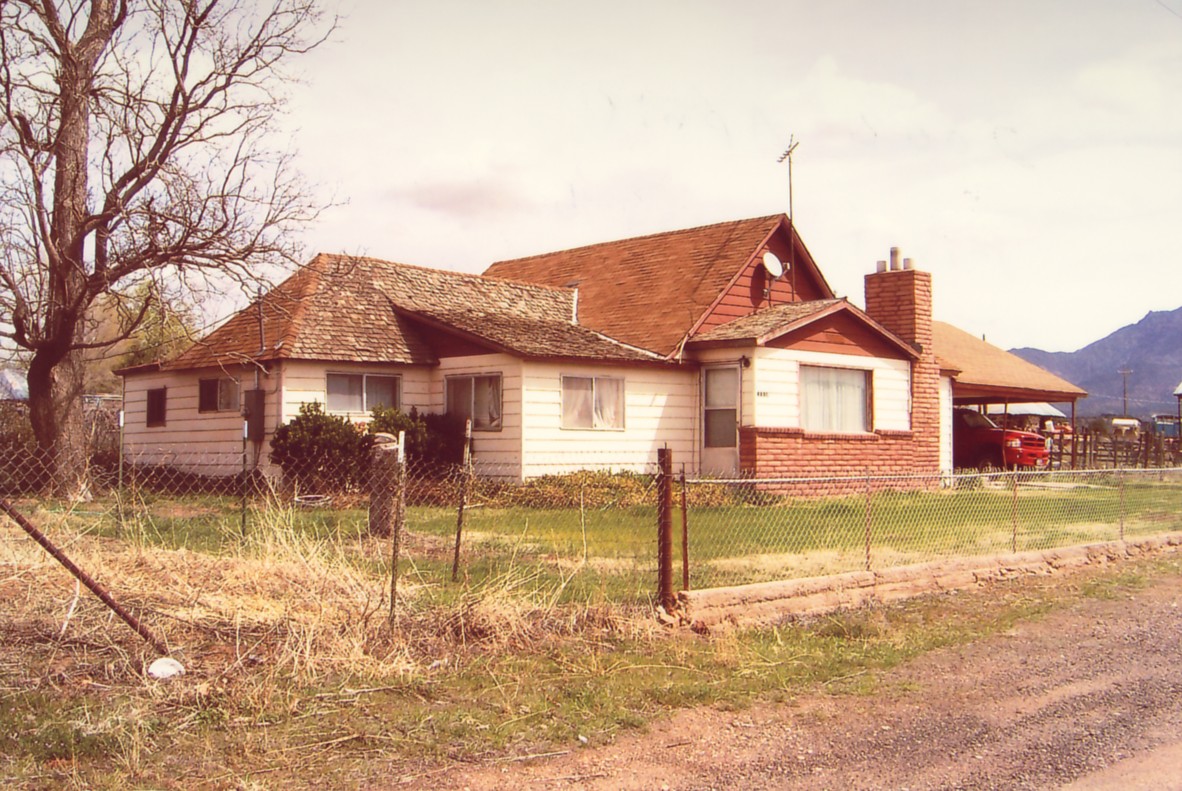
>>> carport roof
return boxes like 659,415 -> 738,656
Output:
933,322 -> 1087,405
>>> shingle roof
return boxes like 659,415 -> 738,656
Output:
160,254 -> 662,371
933,321 -> 1087,402
485,215 -> 831,357
690,300 -> 847,343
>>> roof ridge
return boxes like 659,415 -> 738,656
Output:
315,251 -> 576,299
488,214 -> 786,268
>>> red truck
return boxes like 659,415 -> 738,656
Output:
952,407 -> 1051,470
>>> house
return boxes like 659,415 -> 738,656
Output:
118,213 -> 1084,481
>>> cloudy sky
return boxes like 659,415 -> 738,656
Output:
279,0 -> 1182,353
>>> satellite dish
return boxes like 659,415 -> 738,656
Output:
761,251 -> 784,279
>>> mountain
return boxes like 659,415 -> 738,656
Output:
1011,307 -> 1182,419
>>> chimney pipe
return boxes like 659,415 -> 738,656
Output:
889,247 -> 900,271
876,260 -> 887,273
903,257 -> 913,270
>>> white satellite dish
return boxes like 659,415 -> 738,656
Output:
761,251 -> 784,279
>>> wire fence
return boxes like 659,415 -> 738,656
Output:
679,467 -> 1182,590
1,443 -> 1180,608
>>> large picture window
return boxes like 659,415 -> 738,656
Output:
446,374 -> 502,431
561,376 -> 624,430
326,373 -> 399,413
800,365 -> 870,433
198,377 -> 240,413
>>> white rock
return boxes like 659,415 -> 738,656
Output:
148,657 -> 186,680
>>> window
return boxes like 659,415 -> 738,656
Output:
703,367 -> 739,448
198,377 -> 240,413
800,365 -> 870,433
561,376 -> 624,430
446,374 -> 502,431
146,387 -> 167,427
326,373 -> 399,413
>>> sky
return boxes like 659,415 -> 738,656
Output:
277,0 -> 1182,354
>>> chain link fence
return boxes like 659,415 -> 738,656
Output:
2,428 -> 1180,609
678,467 -> 1182,590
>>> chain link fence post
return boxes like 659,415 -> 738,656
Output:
452,419 -> 472,582
656,447 -> 674,612
864,469 -> 873,572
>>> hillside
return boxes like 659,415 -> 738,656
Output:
1011,307 -> 1182,418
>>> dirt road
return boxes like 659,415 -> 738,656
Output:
439,572 -> 1182,790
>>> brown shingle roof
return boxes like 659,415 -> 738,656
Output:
690,300 -> 846,343
485,215 -> 826,357
159,254 -> 662,371
933,321 -> 1086,402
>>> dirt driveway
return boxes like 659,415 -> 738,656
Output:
437,571 -> 1182,790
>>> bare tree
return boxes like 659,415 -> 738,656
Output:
0,0 -> 331,494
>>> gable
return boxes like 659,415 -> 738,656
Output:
694,226 -> 833,337
486,215 -> 833,358
768,311 -> 912,359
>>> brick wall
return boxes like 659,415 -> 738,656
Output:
738,262 -> 942,480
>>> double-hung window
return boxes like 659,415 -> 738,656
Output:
800,365 -> 871,433
561,376 -> 624,430
198,377 -> 240,413
446,374 -> 502,431
326,373 -> 399,413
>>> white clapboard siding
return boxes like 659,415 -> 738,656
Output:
519,361 -> 697,478
939,375 -> 954,473
122,367 -> 257,475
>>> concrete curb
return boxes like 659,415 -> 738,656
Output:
678,532 -> 1182,632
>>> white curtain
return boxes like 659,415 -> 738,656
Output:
563,377 -> 594,428
801,366 -> 868,432
593,378 -> 623,429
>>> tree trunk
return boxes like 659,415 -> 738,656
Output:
27,346 -> 89,498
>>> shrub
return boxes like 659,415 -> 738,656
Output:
369,406 -> 467,466
269,402 -> 374,493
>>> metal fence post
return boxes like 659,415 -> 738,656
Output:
452,419 -> 472,582
1011,471 -> 1019,553
657,448 -> 674,612
864,469 -> 872,572
390,432 -> 405,622
1119,468 -> 1125,542
680,465 -> 689,591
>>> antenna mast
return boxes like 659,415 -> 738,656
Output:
777,137 -> 799,299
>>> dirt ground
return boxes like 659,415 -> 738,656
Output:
435,571 -> 1182,791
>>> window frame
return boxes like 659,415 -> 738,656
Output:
146,387 -> 167,427
560,375 -> 625,431
198,377 -> 240,413
799,364 -> 872,434
325,372 -> 401,414
445,373 -> 503,432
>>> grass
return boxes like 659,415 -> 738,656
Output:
3,501 -> 1177,788
17,471 -> 1182,606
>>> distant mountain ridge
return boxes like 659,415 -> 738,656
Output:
1010,306 -> 1182,418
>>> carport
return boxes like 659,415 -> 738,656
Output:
932,321 -> 1087,420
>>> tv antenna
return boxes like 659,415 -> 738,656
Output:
777,136 -> 800,299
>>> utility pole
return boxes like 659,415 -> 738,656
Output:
1119,367 -> 1133,416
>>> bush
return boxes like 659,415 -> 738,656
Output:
269,402 -> 374,493
369,406 -> 467,466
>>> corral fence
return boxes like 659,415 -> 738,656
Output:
2,443 -> 1181,613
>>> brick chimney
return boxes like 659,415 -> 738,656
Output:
864,248 -> 940,469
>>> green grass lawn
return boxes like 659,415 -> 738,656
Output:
24,473 -> 1182,602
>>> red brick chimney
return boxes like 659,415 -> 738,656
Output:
864,248 -> 940,470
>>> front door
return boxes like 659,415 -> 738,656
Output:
702,365 -> 740,476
